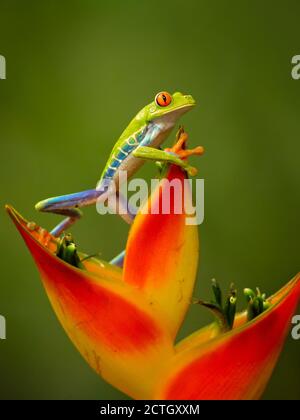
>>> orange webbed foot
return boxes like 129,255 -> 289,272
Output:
165,127 -> 205,160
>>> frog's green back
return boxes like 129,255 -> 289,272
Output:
113,107 -> 148,152
99,106 -> 148,182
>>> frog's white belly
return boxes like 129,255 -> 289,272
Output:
112,125 -> 173,188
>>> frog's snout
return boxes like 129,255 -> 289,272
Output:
184,94 -> 196,106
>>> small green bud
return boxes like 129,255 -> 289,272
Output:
224,286 -> 237,330
263,301 -> 271,311
244,288 -> 255,302
211,279 -> 222,308
245,287 -> 271,321
56,234 -> 84,269
225,296 -> 237,329
195,280 -> 237,333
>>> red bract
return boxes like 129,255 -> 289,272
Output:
6,163 -> 300,400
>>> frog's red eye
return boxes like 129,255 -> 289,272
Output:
155,91 -> 172,107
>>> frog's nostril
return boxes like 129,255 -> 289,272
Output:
185,94 -> 196,106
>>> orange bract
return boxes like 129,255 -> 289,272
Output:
6,161 -> 300,400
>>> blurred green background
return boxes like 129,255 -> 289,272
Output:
0,0 -> 299,400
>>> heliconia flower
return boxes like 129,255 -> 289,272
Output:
124,164 -> 199,338
155,273 -> 300,400
6,162 -> 300,400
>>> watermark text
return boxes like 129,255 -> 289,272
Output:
0,315 -> 6,340
291,55 -> 300,80
96,171 -> 204,225
291,315 -> 300,340
0,55 -> 6,79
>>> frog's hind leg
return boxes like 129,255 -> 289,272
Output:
35,189 -> 104,237
49,210 -> 82,237
114,191 -> 136,224
35,188 -> 137,237
110,250 -> 126,267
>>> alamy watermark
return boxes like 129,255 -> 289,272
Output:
291,55 -> 300,80
0,315 -> 6,340
291,315 -> 300,340
96,171 -> 204,225
0,54 -> 6,79
1,55 -> 7,338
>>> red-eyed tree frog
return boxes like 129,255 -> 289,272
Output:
35,91 -> 202,253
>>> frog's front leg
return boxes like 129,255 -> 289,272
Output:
114,191 -> 136,224
133,129 -> 204,175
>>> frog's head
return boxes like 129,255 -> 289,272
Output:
144,91 -> 196,124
